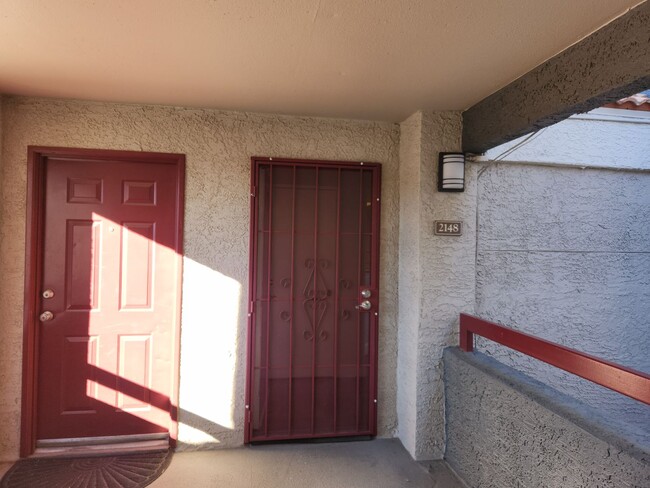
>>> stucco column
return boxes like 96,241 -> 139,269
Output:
0,95 -> 4,218
397,111 -> 477,460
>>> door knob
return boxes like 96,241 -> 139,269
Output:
42,289 -> 55,299
39,311 -> 54,322
356,300 -> 372,311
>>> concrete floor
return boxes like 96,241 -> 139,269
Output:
150,439 -> 465,488
0,439 -> 465,487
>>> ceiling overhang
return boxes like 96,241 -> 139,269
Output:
0,1 -> 646,122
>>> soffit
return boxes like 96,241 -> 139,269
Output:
0,0 -> 645,121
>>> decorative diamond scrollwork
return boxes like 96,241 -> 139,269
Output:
303,301 -> 328,341
303,259 -> 331,342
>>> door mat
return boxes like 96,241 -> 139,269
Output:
0,449 -> 172,488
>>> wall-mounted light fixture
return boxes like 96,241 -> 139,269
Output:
438,152 -> 465,192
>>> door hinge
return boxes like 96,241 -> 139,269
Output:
250,185 -> 256,198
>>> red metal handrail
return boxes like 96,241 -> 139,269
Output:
460,313 -> 650,405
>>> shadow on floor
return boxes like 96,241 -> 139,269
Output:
150,439 -> 464,488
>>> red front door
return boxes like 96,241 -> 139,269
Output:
246,157 -> 381,442
32,149 -> 183,442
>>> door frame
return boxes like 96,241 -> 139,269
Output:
20,146 -> 185,457
245,156 -> 381,443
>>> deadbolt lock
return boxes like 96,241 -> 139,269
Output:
39,311 -> 54,322
360,289 -> 372,298
42,289 -> 55,299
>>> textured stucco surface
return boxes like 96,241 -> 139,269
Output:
444,348 -> 650,488
0,97 -> 400,461
0,95 -> 3,245
486,109 -> 650,169
0,97 -> 9,463
397,111 -> 476,460
396,112 -> 422,457
463,1 -> 650,153
475,162 -> 650,436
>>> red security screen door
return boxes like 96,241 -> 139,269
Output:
246,157 -> 381,442
24,148 -> 184,451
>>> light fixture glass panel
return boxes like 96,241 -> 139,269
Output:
438,152 -> 465,192
442,156 -> 464,189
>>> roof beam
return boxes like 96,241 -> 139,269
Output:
462,1 -> 650,154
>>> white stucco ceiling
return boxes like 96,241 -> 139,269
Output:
0,0 -> 645,121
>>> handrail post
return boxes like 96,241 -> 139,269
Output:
459,319 -> 473,352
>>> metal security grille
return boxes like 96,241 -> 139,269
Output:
246,158 -> 381,442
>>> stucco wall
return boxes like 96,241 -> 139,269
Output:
444,348 -> 650,488
396,112 -> 422,456
0,96 -> 400,460
397,111 -> 476,460
0,95 -> 3,237
475,162 -> 650,436
0,96 -> 8,463
485,108 -> 650,169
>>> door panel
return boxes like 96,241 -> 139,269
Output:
117,334 -> 152,410
120,222 -> 155,310
247,158 -> 380,442
35,154 -> 182,441
60,336 -> 99,414
65,220 -> 101,311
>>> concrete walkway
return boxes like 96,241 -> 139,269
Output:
150,439 -> 464,488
